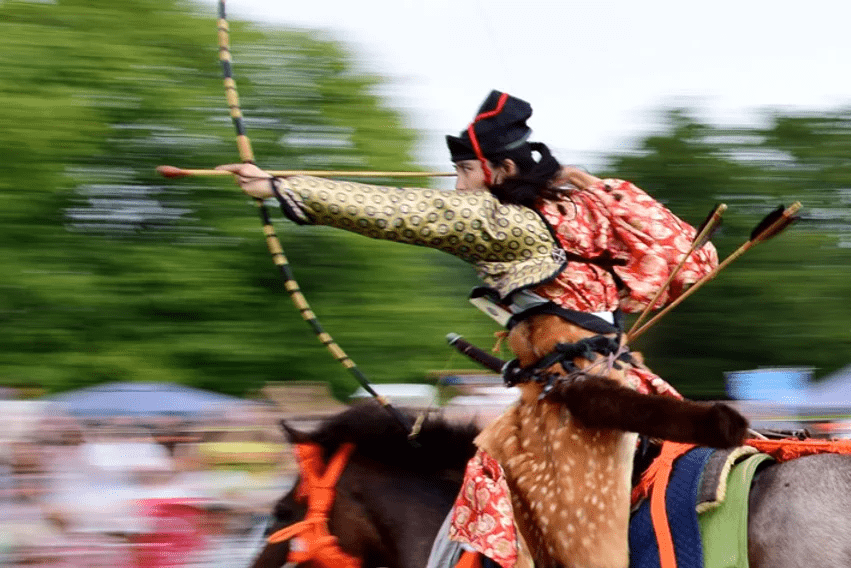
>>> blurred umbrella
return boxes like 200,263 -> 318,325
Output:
45,382 -> 255,418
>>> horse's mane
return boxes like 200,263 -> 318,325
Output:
305,401 -> 480,473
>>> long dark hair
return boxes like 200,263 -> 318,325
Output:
486,142 -> 566,207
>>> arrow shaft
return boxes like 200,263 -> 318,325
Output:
157,166 -> 455,178
628,241 -> 748,341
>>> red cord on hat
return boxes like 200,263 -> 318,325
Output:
466,92 -> 509,186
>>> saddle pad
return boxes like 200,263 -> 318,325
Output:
696,446 -> 759,513
698,453 -> 774,568
629,447 -> 714,568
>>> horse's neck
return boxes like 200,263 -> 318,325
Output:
351,461 -> 462,568
476,315 -> 637,568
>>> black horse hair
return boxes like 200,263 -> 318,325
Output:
303,401 -> 480,474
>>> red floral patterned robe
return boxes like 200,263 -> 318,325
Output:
449,179 -> 718,567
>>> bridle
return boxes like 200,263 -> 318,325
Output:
267,442 -> 360,568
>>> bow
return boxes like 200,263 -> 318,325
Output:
215,0 -> 413,433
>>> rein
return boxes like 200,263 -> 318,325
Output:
267,442 -> 360,568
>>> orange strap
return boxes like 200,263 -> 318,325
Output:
745,437 -> 851,461
456,550 -> 484,568
632,437 -> 851,568
631,441 -> 696,568
267,443 -> 360,568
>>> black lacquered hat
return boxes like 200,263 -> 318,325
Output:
446,90 -> 533,164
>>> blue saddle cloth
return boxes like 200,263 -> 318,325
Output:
629,447 -> 715,568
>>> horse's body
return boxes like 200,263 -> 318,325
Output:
748,452 -> 851,567
250,403 -> 851,568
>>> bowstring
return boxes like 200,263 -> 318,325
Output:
216,0 -> 413,434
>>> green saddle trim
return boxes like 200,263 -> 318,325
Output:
698,452 -> 774,568
696,445 -> 759,514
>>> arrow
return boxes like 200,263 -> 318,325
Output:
156,165 -> 455,179
627,203 -> 727,337
629,202 -> 801,341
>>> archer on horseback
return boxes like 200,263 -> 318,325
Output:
218,90 -> 747,568
217,90 -> 714,400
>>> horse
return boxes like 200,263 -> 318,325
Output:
250,401 -> 479,568
249,400 -> 851,568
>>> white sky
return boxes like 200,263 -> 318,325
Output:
202,0 -> 850,180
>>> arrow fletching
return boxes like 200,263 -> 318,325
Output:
629,200 -> 803,341
750,202 -> 801,242
693,203 -> 727,249
750,205 -> 785,240
754,202 -> 801,243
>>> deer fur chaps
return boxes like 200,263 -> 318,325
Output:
474,314 -> 747,568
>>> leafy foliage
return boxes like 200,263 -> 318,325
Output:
606,109 -> 851,395
0,0 -> 497,398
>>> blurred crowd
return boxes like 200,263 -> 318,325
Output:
0,399 -> 292,567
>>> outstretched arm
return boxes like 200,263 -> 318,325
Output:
214,164 -> 560,276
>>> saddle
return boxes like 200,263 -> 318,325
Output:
629,436 -> 851,568
629,443 -> 773,568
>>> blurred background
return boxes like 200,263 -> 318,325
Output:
1,0 -> 850,564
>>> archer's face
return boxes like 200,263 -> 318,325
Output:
455,160 -> 507,191
454,159 -> 517,192
453,160 -> 489,192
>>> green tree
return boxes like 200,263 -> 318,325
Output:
605,109 -> 851,396
0,0 -> 498,398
